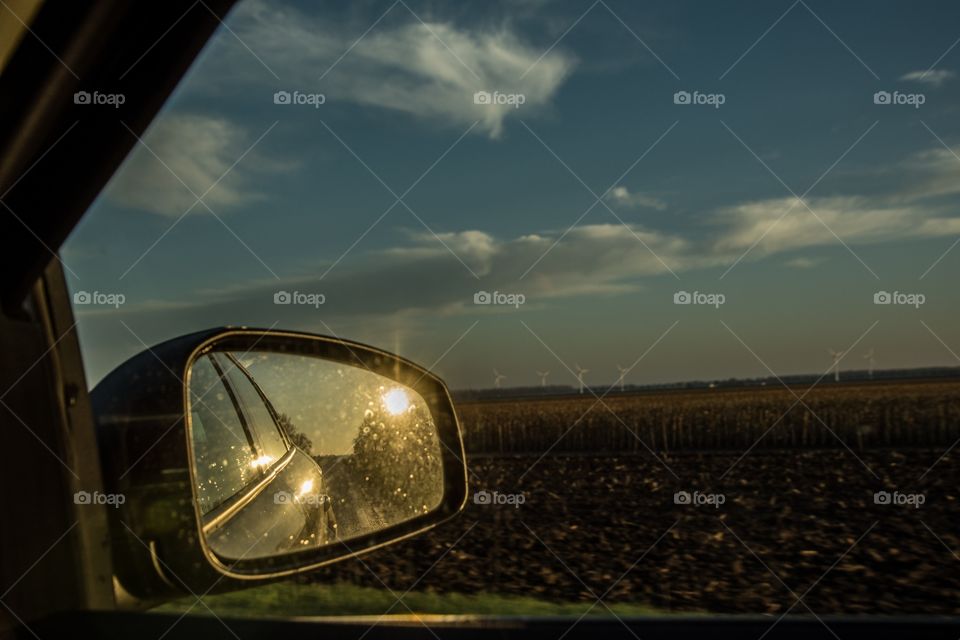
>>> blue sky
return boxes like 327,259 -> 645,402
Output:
65,0 -> 960,389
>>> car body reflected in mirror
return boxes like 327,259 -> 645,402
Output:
187,351 -> 444,562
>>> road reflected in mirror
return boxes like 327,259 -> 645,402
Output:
186,350 -> 444,562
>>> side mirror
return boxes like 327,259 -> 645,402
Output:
91,328 -> 468,600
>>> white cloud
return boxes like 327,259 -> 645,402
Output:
711,144 -> 960,258
900,69 -> 955,87
383,229 -> 499,275
216,0 -> 574,138
712,194 -> 960,257
359,222 -> 700,305
512,224 -> 697,295
605,185 -> 667,210
894,147 -> 960,201
105,114 -> 271,217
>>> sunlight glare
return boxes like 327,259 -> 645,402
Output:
383,387 -> 411,415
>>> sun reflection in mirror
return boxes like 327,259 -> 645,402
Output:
250,455 -> 273,469
383,387 -> 411,415
297,479 -> 314,499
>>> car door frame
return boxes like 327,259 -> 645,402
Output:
0,0 -> 239,623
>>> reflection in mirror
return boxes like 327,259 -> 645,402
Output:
186,350 -> 444,562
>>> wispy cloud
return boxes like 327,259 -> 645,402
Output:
105,114 -> 281,217
605,185 -> 667,210
900,69 -> 955,87
383,229 -> 499,275
712,194 -> 960,256
213,0 -> 574,138
783,256 -> 825,269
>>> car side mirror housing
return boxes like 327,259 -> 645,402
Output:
90,327 -> 468,601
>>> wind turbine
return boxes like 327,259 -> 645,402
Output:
616,364 -> 628,392
828,349 -> 844,382
863,348 -> 876,379
493,369 -> 506,389
575,364 -> 589,394
536,370 -> 550,387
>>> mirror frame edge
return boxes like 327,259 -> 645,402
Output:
181,328 -> 470,580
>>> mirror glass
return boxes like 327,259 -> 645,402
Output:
186,350 -> 445,561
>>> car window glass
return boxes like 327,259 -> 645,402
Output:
63,0 -> 960,621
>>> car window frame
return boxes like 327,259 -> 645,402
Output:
191,353 -> 261,515
216,353 -> 292,459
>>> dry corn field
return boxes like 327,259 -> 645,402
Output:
456,380 -> 960,454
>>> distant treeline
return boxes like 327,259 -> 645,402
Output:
452,367 -> 960,403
